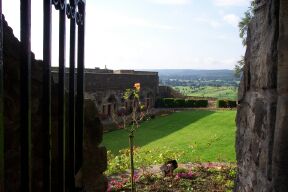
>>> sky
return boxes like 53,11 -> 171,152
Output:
2,0 -> 250,70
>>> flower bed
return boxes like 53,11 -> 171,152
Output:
107,163 -> 236,192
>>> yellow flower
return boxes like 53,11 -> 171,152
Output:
134,83 -> 140,91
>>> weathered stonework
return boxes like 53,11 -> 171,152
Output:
52,68 -> 159,131
83,69 -> 159,114
81,100 -> 108,191
52,68 -> 159,108
3,16 -> 44,191
236,0 -> 288,191
158,85 -> 184,98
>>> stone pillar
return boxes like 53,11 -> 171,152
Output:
272,0 -> 288,191
80,99 -> 107,191
236,0 -> 288,191
235,0 -> 279,191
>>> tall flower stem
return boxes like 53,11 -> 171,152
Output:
129,133 -> 135,192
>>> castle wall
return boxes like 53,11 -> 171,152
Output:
85,72 -> 158,94
52,69 -> 159,117
85,72 -> 158,114
235,0 -> 288,191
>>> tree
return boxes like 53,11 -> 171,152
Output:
234,56 -> 245,78
235,1 -> 256,77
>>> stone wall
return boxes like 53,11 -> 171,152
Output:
52,68 -> 159,118
3,16 -> 44,191
236,0 -> 288,191
158,85 -> 184,98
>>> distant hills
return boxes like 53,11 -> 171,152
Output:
143,69 -> 240,81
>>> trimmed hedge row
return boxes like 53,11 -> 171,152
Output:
217,100 -> 237,108
156,98 -> 208,108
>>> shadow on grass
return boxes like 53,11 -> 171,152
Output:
103,110 -> 215,154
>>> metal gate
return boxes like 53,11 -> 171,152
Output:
0,0 -> 86,191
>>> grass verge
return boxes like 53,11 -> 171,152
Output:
103,110 -> 236,165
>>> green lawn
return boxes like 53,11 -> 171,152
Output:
103,110 -> 236,163
174,86 -> 238,100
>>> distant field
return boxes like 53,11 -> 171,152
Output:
173,86 -> 238,100
103,110 -> 236,163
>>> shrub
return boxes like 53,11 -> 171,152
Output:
194,100 -> 208,108
106,147 -> 185,175
155,98 -> 165,108
174,167 -> 189,174
155,98 -> 208,108
163,98 -> 175,108
217,100 -> 237,108
227,100 -> 237,108
186,99 -> 195,107
174,99 -> 186,108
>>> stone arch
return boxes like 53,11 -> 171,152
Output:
141,88 -> 155,109
102,93 -> 120,116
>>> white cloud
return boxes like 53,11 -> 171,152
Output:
146,57 -> 238,70
186,57 -> 238,70
223,14 -> 240,27
213,0 -> 250,7
90,9 -> 175,30
194,16 -> 221,28
147,0 -> 191,5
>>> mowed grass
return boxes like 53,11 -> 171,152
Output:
103,110 -> 236,163
174,86 -> 237,100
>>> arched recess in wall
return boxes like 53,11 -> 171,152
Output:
146,91 -> 154,108
106,94 -> 118,116
141,88 -> 154,109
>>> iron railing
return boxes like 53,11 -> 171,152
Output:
0,0 -> 86,191
0,1 -> 4,191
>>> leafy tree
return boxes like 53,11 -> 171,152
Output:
235,1 -> 256,77
234,56 -> 245,78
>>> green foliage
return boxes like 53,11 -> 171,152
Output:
238,10 -> 252,46
186,99 -> 195,107
174,98 -> 186,108
108,164 -> 237,191
174,167 -> 189,174
228,168 -> 237,178
194,100 -> 208,108
156,98 -> 208,108
236,0 -> 256,76
110,82 -> 147,191
163,98 -> 175,108
238,0 -> 256,46
106,147 -> 184,175
234,56 -> 245,78
217,100 -> 237,108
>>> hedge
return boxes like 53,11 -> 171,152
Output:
156,98 -> 208,108
163,98 -> 175,108
217,100 -> 237,108
174,99 -> 186,108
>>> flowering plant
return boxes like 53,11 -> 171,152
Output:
110,82 -> 149,192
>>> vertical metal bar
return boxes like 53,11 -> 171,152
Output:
20,0 -> 32,191
75,0 -> 85,174
67,0 -> 76,189
0,0 -> 4,191
58,1 -> 66,191
43,0 -> 52,191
